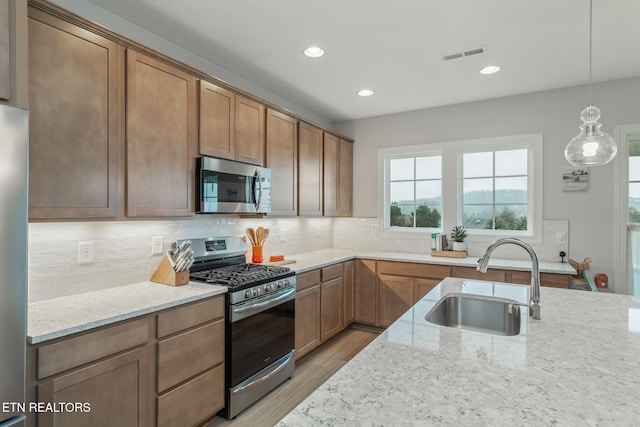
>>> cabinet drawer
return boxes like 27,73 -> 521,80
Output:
511,271 -> 571,288
321,263 -> 343,281
157,320 -> 224,393
297,269 -> 321,291
157,364 -> 224,427
455,266 -> 506,282
378,261 -> 451,279
157,296 -> 224,338
37,318 -> 149,380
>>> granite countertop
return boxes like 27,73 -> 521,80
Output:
28,281 -> 227,344
285,248 -> 576,275
28,249 -> 574,345
279,278 -> 640,426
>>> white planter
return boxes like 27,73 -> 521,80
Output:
452,241 -> 466,252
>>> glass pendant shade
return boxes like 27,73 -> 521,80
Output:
565,106 -> 617,166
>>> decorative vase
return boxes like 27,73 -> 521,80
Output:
452,241 -> 466,252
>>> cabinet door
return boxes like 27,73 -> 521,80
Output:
37,347 -> 149,427
323,133 -> 340,217
295,285 -> 321,360
126,50 -> 196,217
413,278 -> 440,304
338,139 -> 353,217
266,108 -> 298,216
199,80 -> 234,160
298,122 -> 323,216
321,277 -> 344,341
28,9 -> 123,219
235,94 -> 265,165
379,274 -> 414,328
354,259 -> 378,326
343,260 -> 355,326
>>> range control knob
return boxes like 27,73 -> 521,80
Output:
244,290 -> 251,298
265,283 -> 272,292
252,288 -> 258,297
284,279 -> 290,287
277,280 -> 284,289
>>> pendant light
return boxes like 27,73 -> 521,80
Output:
564,0 -> 617,167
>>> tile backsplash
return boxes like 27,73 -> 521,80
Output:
28,217 -> 332,302
29,216 -> 570,302
333,218 -> 570,263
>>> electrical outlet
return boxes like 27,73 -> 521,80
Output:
555,231 -> 567,244
78,241 -> 94,264
152,236 -> 164,255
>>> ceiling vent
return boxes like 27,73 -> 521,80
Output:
442,46 -> 487,61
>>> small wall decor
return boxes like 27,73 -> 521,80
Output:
562,166 -> 589,191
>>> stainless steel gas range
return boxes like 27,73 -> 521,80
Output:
184,236 -> 296,419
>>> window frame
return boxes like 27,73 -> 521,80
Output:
382,150 -> 444,234
378,134 -> 543,243
457,144 -> 534,237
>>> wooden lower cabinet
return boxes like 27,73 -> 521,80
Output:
295,270 -> 321,360
343,260 -> 355,326
320,277 -> 344,341
355,260 -> 450,328
354,259 -> 378,325
37,347 -> 149,427
378,274 -> 414,328
29,295 -> 225,427
295,262 -> 353,360
157,365 -> 224,427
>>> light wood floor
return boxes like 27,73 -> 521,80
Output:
205,327 -> 379,427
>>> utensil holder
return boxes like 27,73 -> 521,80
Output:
252,246 -> 263,263
151,254 -> 190,286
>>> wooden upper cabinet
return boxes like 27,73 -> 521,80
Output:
126,50 -> 196,217
266,108 -> 298,216
199,80 -> 234,160
339,139 -> 353,217
298,122 -> 323,216
28,8 -> 123,219
323,133 -> 339,217
199,80 -> 265,166
235,94 -> 265,165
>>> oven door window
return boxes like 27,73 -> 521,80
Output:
229,299 -> 294,387
202,171 -> 254,205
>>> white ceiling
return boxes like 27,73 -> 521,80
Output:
88,0 -> 640,123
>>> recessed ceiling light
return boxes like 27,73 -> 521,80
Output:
357,89 -> 374,97
303,46 -> 325,58
480,65 -> 501,75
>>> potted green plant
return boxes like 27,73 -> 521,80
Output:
450,225 -> 467,251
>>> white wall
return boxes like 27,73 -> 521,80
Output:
335,76 -> 640,293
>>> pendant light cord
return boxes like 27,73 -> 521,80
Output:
589,0 -> 593,107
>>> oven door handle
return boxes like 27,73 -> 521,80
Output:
232,351 -> 295,395
232,288 -> 295,318
253,168 -> 263,212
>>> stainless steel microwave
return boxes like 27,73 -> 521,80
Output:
196,156 -> 271,214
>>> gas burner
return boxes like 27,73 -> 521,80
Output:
190,263 -> 293,292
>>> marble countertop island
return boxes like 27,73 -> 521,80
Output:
279,278 -> 640,426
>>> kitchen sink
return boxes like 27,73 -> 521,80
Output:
425,293 -> 522,336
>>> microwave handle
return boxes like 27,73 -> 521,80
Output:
253,169 -> 263,211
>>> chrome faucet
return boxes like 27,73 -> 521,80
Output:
476,238 -> 541,320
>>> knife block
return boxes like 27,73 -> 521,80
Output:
151,254 -> 190,286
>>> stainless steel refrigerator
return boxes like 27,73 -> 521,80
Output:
0,104 -> 28,426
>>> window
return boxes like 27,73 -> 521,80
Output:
462,149 -> 528,231
386,154 -> 442,229
380,134 -> 542,241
